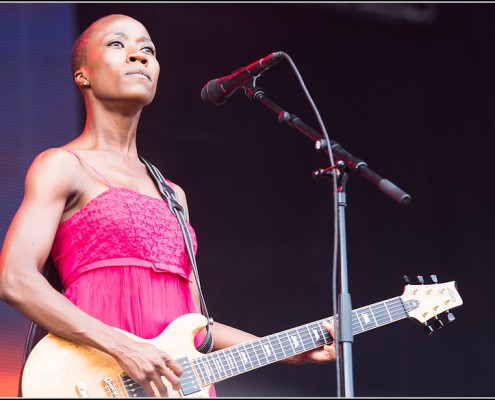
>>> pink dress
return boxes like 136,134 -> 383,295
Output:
50,151 -> 216,396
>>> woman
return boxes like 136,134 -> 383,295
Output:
0,14 -> 336,397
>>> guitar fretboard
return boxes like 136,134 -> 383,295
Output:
193,296 -> 419,386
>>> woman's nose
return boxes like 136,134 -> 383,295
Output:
128,52 -> 148,66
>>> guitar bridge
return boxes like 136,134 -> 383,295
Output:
104,377 -> 119,397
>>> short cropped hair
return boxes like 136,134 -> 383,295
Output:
70,14 -> 128,76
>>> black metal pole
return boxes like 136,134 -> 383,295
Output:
335,171 -> 354,397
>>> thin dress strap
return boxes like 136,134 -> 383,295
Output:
65,149 -> 114,188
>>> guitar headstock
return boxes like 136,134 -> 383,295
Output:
400,276 -> 463,333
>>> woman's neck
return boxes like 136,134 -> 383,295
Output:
78,103 -> 143,158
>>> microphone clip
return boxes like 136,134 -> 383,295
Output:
243,81 -> 265,103
312,160 -> 347,187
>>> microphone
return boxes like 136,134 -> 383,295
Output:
201,51 -> 284,106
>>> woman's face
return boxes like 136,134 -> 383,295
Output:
82,15 -> 160,106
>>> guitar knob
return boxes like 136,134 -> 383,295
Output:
429,274 -> 438,283
403,275 -> 410,285
446,312 -> 455,323
417,275 -> 424,284
433,316 -> 444,330
423,322 -> 434,335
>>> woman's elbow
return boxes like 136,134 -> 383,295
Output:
0,264 -> 25,305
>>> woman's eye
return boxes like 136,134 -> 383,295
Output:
108,41 -> 124,48
142,47 -> 155,55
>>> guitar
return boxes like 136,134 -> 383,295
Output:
21,279 -> 463,398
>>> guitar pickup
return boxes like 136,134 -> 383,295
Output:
175,355 -> 202,396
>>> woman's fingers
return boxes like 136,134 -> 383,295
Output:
322,320 -> 335,337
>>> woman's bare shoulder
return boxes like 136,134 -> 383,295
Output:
30,147 -> 79,170
170,181 -> 186,196
25,147 -> 82,195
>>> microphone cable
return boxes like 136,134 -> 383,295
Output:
277,51 -> 341,394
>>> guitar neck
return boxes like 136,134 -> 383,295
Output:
193,295 -> 418,386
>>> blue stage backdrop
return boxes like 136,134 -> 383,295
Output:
0,4 -> 80,396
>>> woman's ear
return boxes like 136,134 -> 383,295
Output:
75,71 -> 90,87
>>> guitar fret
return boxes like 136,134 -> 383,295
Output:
391,299 -> 405,318
260,337 -> 277,363
227,345 -> 243,374
197,356 -> 211,384
245,341 -> 261,368
236,345 -> 249,373
211,352 -> 227,380
204,354 -> 220,383
312,321 -> 324,345
295,326 -> 308,351
216,350 -> 232,377
224,347 -> 239,375
322,319 -> 334,343
251,340 -> 268,366
373,302 -> 391,326
267,334 -> 285,360
304,324 -> 317,348
239,343 -> 253,368
290,328 -> 304,352
354,305 -> 378,334
353,309 -> 364,332
296,325 -> 314,351
192,357 -> 207,385
280,331 -> 297,356
383,300 -> 393,322
312,321 -> 328,346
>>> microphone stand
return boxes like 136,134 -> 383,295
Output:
242,84 -> 411,398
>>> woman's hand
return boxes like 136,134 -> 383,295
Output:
283,321 -> 336,365
112,337 -> 183,397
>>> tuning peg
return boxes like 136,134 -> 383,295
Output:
446,312 -> 455,323
423,322 -> 434,335
429,274 -> 438,283
403,275 -> 410,285
417,275 -> 424,284
433,316 -> 444,330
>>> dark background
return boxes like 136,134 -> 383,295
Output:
2,2 -> 494,397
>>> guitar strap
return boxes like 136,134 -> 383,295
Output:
140,156 -> 214,355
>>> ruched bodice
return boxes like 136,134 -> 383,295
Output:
52,187 -> 197,290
